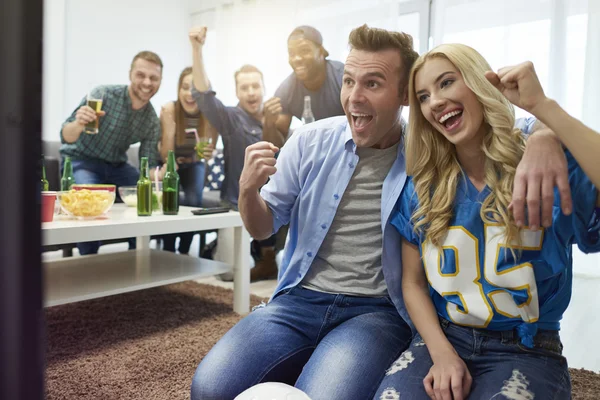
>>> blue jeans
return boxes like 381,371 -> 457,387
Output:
375,318 -> 570,399
191,286 -> 413,400
179,162 -> 205,207
162,162 -> 205,254
68,159 -> 139,255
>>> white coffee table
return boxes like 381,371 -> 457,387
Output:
42,205 -> 251,314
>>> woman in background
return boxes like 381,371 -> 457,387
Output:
160,66 -> 218,254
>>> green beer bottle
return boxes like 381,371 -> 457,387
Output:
41,154 -> 49,191
137,157 -> 152,216
60,156 -> 75,191
162,150 -> 179,215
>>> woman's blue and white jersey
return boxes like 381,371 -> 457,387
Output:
392,151 -> 599,345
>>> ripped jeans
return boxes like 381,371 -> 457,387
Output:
375,318 -> 570,400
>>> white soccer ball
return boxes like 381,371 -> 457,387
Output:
234,382 -> 313,400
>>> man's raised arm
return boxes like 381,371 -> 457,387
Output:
189,26 -> 210,92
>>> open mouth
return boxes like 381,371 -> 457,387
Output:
351,112 -> 374,132
293,64 -> 307,73
438,109 -> 463,131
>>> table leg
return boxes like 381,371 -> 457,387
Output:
136,236 -> 150,252
233,226 -> 250,315
135,235 -> 151,280
214,228 -> 233,265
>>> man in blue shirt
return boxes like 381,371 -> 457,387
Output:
189,26 -> 286,281
190,25 -> 572,400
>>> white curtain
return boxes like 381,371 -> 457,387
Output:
577,0 -> 600,276
582,0 -> 600,131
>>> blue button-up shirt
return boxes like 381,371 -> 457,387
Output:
260,116 -> 411,323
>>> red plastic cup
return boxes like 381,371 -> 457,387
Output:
41,191 -> 57,222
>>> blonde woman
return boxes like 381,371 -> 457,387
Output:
375,45 -> 600,400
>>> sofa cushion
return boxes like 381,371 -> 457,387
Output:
204,151 -> 225,191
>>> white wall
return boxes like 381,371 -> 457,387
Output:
43,0 -> 67,142
43,0 -> 191,141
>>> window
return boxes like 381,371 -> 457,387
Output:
433,0 -> 590,120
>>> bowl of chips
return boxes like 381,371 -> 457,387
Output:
57,187 -> 116,219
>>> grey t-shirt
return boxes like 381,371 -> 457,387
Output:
191,86 -> 263,206
274,60 -> 345,121
301,141 -> 401,297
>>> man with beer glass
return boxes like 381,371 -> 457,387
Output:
59,50 -> 165,255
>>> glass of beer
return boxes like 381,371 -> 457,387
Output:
84,90 -> 103,134
195,137 -> 213,160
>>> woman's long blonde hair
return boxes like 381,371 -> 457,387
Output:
406,43 -> 525,249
